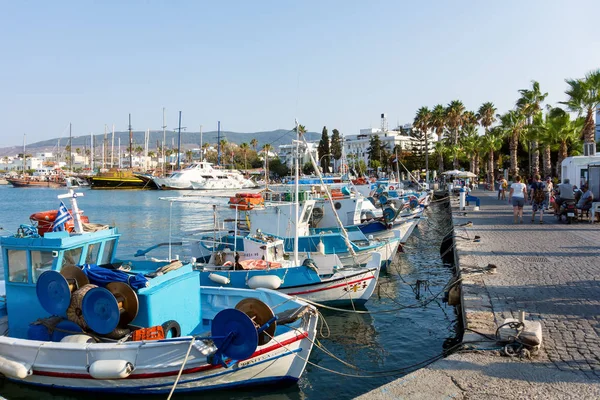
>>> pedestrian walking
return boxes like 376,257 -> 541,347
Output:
529,174 -> 547,224
509,175 -> 527,223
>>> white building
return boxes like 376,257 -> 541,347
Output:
277,141 -> 318,169
344,127 -> 420,166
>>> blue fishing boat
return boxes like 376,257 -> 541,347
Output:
0,186 -> 318,394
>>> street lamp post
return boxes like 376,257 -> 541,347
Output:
319,153 -> 332,173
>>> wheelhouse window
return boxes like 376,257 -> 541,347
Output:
7,250 -> 28,283
31,251 -> 54,283
98,239 -> 115,265
61,247 -> 83,268
85,242 -> 102,265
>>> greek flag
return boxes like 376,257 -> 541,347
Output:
52,201 -> 72,232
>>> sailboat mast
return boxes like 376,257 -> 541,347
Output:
111,124 -> 115,168
90,132 -> 94,172
199,125 -> 203,162
22,134 -> 26,174
128,114 -> 133,169
69,123 -> 73,173
103,124 -> 107,170
176,111 -> 182,170
162,107 -> 166,176
217,121 -> 221,166
293,120 -> 300,266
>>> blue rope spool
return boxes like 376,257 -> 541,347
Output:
82,287 -> 120,334
36,271 -> 71,317
211,308 -> 258,360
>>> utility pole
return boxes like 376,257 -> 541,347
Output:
128,114 -> 133,170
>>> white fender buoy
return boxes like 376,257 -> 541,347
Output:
208,273 -> 230,285
88,360 -> 134,379
247,275 -> 282,290
317,240 -> 325,255
0,355 -> 32,379
61,334 -> 95,344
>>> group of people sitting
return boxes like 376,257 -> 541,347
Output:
507,174 -> 594,223
553,178 -> 594,217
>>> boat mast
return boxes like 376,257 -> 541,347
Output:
22,133 -> 26,174
217,121 -> 221,166
128,114 -> 133,170
69,123 -> 72,173
395,148 -> 400,183
162,107 -> 167,176
111,124 -> 115,168
176,111 -> 182,170
199,125 -> 203,162
103,124 -> 108,170
293,120 -> 300,266
90,132 -> 94,172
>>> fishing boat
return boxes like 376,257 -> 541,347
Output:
0,185 -> 318,394
6,176 -> 66,188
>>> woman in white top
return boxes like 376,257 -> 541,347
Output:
508,175 -> 528,223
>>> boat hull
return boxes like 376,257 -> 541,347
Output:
0,287 -> 317,394
91,177 -> 154,190
7,178 -> 65,188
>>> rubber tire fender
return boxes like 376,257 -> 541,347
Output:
162,320 -> 181,338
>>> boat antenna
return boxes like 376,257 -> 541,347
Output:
58,181 -> 85,233
293,119 -> 300,266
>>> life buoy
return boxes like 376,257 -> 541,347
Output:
389,186 -> 395,190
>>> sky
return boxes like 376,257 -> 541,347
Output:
1,0 -> 600,147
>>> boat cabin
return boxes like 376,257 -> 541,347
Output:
1,226 -> 201,341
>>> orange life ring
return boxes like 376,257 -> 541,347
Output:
389,186 -> 395,190
30,209 -> 89,236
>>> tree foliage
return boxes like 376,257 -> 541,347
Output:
317,126 -> 330,173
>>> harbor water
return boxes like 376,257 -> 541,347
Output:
0,186 -> 458,399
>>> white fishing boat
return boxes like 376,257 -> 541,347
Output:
0,184 -> 318,394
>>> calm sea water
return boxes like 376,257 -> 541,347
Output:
0,186 -> 458,400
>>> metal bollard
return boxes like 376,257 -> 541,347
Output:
459,187 -> 466,210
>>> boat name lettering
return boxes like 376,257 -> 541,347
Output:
237,348 -> 288,368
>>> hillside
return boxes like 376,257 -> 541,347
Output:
0,129 -> 321,155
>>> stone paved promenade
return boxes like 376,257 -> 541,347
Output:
358,189 -> 600,399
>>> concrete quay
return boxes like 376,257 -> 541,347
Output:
357,190 -> 600,399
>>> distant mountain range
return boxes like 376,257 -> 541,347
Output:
0,129 -> 322,155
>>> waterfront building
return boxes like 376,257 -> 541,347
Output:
278,141 -> 318,169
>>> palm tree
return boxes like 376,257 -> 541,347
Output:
540,107 -> 583,179
481,127 -> 504,189
460,124 -> 480,174
462,111 -> 478,127
561,68 -> 600,154
262,144 -> 273,184
477,102 -> 497,133
516,80 -> 548,176
239,142 -> 249,171
414,106 -> 431,175
445,100 -> 465,168
250,138 -> 258,151
499,110 -> 526,177
432,141 -> 448,174
430,104 -> 447,173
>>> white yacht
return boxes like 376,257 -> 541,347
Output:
153,162 -> 256,190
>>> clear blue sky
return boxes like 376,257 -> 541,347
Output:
1,0 -> 599,146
